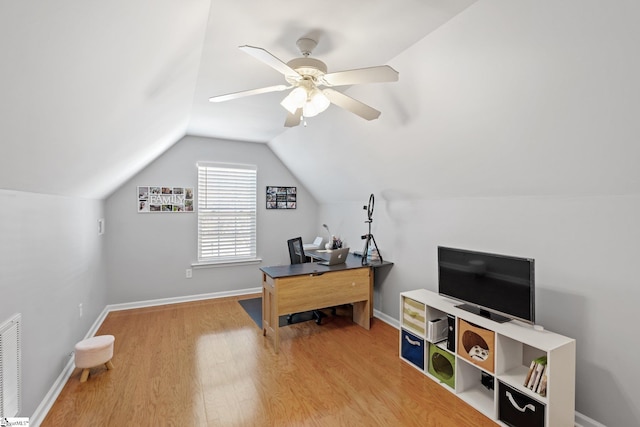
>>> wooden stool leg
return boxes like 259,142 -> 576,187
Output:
80,368 -> 90,383
105,360 -> 114,370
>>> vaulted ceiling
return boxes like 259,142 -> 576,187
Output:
0,0 -> 475,199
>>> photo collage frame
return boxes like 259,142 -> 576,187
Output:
138,186 -> 194,212
266,186 -> 296,209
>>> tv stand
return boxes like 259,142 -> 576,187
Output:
457,303 -> 511,323
400,289 -> 575,427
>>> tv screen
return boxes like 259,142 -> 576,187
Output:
438,246 -> 535,324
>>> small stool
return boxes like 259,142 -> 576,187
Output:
74,335 -> 115,382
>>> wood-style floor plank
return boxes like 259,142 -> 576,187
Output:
41,296 -> 497,426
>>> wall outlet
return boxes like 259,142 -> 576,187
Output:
185,268 -> 192,279
78,303 -> 83,317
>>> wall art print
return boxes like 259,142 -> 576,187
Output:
138,186 -> 194,213
266,186 -> 296,209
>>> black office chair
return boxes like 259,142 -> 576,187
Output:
286,237 -> 327,325
287,236 -> 306,265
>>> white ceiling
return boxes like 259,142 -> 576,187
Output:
0,0 -> 475,199
188,0 -> 476,143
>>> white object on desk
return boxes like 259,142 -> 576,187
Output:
303,236 -> 323,250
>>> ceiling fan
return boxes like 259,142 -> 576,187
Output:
208,37 -> 399,127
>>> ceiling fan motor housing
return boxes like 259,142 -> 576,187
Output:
296,37 -> 317,56
285,57 -> 327,84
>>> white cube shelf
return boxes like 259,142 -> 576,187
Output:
399,289 -> 575,427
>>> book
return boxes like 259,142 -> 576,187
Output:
530,364 -> 540,390
532,363 -> 546,392
526,365 -> 536,388
526,356 -> 547,389
523,360 -> 536,387
537,365 -> 548,396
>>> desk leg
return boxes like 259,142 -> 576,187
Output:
261,284 -> 267,337
262,274 -> 280,353
352,299 -> 371,330
369,270 -> 374,319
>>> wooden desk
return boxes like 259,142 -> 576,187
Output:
261,255 -> 390,353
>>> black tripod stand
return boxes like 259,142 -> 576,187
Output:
361,194 -> 383,265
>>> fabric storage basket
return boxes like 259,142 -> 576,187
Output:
498,382 -> 545,427
401,330 -> 425,370
402,297 -> 426,336
428,343 -> 455,389
457,318 -> 495,373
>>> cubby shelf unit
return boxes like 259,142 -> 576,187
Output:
399,289 -> 575,427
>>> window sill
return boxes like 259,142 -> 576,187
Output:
191,258 -> 263,269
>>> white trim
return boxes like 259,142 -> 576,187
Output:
196,161 -> 256,170
106,288 -> 261,312
30,304 -> 110,427
191,258 -> 262,269
373,309 -> 399,329
29,288 -> 261,426
29,353 -> 75,427
575,412 -> 607,427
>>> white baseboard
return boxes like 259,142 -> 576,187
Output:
29,353 -> 75,427
575,411 -> 607,427
373,309 -> 399,329
29,288 -> 261,426
105,288 -> 261,312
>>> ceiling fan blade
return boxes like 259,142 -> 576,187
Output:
323,89 -> 381,121
284,108 -> 302,127
209,85 -> 290,103
239,45 -> 301,78
322,65 -> 399,87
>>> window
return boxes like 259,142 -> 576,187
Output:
197,162 -> 257,263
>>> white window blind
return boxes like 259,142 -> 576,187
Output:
197,162 -> 257,263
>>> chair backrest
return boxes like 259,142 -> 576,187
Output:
287,237 -> 306,264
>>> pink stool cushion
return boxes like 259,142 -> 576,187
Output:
74,335 -> 115,369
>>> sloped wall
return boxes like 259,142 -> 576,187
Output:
270,1 -> 640,425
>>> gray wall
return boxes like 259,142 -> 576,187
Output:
267,2 -> 640,425
0,189 -> 107,416
319,195 -> 639,426
7,2 -> 639,425
105,135 -> 319,304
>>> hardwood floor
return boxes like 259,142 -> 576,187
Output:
42,295 -> 497,426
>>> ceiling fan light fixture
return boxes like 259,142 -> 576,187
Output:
280,87 -> 307,114
302,102 -> 319,118
302,88 -> 330,118
309,89 -> 330,113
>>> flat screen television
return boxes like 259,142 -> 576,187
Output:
438,246 -> 535,324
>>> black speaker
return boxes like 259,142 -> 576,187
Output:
447,314 -> 456,352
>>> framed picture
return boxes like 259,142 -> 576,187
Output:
266,186 -> 296,209
138,186 -> 194,213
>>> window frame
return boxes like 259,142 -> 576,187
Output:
196,161 -> 258,265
